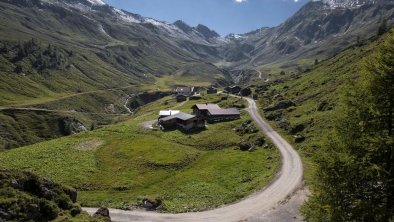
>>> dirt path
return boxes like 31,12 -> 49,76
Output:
3,85 -> 136,108
123,96 -> 134,114
83,97 -> 304,221
256,69 -> 263,79
0,107 -> 130,116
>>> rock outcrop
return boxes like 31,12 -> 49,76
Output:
0,170 -> 82,221
264,100 -> 296,112
94,207 -> 112,222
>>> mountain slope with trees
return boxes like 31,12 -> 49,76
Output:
302,28 -> 394,221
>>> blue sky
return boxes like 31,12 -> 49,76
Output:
104,0 -> 310,36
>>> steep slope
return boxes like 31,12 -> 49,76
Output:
223,0 -> 394,72
0,0 -> 229,106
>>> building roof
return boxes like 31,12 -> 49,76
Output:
175,87 -> 194,93
208,108 -> 240,116
161,112 -> 196,122
193,104 -> 221,110
159,110 -> 180,116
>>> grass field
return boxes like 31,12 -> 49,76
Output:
0,94 -> 280,213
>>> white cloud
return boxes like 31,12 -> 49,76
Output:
235,0 -> 247,3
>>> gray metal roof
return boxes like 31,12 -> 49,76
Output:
208,108 -> 240,116
159,110 -> 180,116
175,87 -> 194,93
161,112 -> 196,122
194,104 -> 221,110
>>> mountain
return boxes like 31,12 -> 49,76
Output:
0,0 -> 393,150
0,0 -> 230,106
1,0 -> 393,99
0,0 -> 231,150
222,0 -> 394,70
318,0 -> 376,9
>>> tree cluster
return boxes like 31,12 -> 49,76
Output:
0,39 -> 71,74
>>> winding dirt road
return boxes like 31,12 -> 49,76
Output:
84,97 -> 304,221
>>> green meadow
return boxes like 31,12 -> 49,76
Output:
0,94 -> 280,213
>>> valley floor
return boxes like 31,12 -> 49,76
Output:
0,94 -> 283,213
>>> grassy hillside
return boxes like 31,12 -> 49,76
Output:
0,86 -> 141,150
255,31 -> 390,182
0,94 -> 280,213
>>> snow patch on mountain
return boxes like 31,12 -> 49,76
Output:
313,0 -> 376,9
226,34 -> 245,40
86,0 -> 105,6
113,8 -> 141,23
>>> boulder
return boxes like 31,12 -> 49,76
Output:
242,120 -> 252,127
265,111 -> 282,121
142,198 -> 162,210
289,124 -> 305,135
94,207 -> 111,222
272,94 -> 283,101
276,118 -> 290,130
264,100 -> 296,112
239,143 -> 251,151
294,135 -> 306,143
255,137 -> 265,147
248,146 -> 257,152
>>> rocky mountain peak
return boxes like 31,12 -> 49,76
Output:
173,20 -> 193,33
84,0 -> 105,6
196,24 -> 220,39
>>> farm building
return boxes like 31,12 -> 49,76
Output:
206,108 -> 240,123
192,104 -> 221,118
159,112 -> 205,131
192,104 -> 240,122
175,86 -> 195,96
